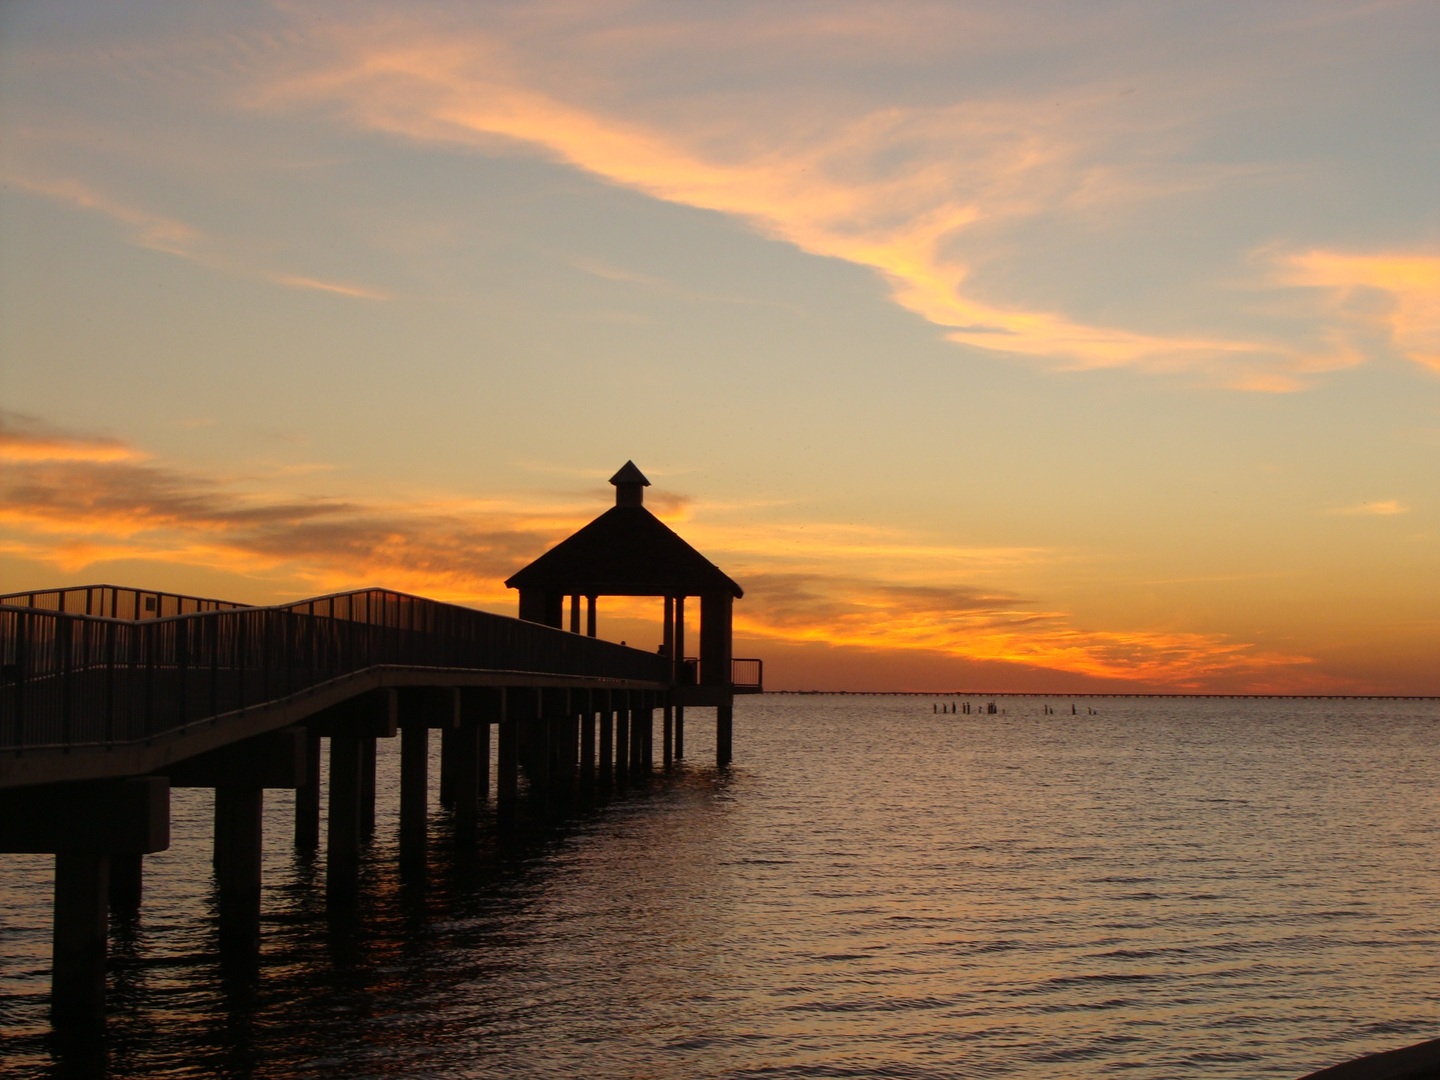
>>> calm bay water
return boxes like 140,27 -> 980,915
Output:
2,694 -> 1438,1078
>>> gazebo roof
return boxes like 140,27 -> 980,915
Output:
505,465 -> 742,598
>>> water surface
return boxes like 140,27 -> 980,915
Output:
2,695 -> 1437,1078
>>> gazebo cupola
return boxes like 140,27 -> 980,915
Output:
505,462 -> 745,700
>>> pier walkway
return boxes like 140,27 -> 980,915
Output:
0,582 -> 761,1025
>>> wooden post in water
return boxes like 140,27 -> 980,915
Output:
662,702 -> 673,769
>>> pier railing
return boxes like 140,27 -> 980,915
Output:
676,656 -> 764,691
0,588 -> 670,753
0,584 -> 249,620
731,658 -> 763,692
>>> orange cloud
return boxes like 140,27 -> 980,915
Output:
1280,251 -> 1440,372
1327,499 -> 1408,517
247,21 -> 1332,389
1,419 -> 1326,690
0,430 -> 145,465
726,570 -> 1317,691
4,175 -> 202,257
268,273 -> 394,300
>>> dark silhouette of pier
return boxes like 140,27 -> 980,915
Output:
0,464 -> 760,1026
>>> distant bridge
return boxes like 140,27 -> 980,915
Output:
0,582 -> 761,1026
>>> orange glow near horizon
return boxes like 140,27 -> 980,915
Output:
0,423 -> 1351,693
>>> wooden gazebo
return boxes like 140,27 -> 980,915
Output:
505,462 -> 756,764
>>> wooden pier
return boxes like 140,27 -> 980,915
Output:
0,464 -> 760,1026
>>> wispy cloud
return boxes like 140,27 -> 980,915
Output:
269,272 -> 394,300
245,16 -> 1340,389
1279,250 -> 1440,373
1327,499 -> 1409,516
0,413 -> 149,464
5,172 -> 391,301
6,174 -> 202,257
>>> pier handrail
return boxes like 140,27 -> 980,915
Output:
731,657 -> 763,691
675,656 -> 764,691
0,584 -> 249,619
0,588 -> 670,754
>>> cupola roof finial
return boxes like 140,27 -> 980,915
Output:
609,460 -> 650,506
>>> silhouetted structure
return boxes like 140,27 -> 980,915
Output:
506,461 -> 757,768
0,465 -> 762,1029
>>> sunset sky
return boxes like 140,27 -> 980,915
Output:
3,1 -> 1438,693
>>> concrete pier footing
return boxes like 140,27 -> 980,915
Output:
52,851 -> 110,1025
295,733 -> 322,850
108,852 -> 143,918
599,708 -> 614,786
399,722 -> 428,864
717,704 -> 733,768
213,786 -> 263,944
615,706 -> 630,785
326,735 -> 365,901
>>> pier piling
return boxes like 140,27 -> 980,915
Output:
108,853 -> 143,918
399,721 -> 428,864
326,735 -> 365,901
294,733 -> 321,850
599,704 -> 614,786
214,786 -> 263,945
52,851 -> 110,1025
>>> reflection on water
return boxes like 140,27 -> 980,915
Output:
2,696 -> 1438,1078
